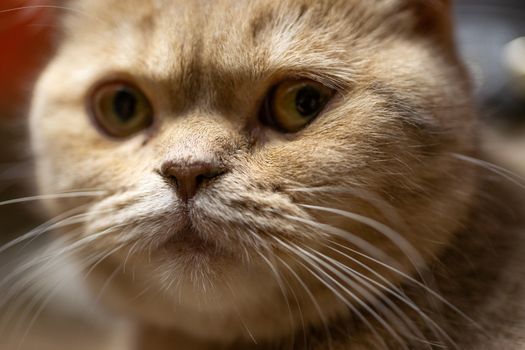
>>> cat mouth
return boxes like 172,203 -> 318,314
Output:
161,213 -> 220,253
162,226 -> 222,256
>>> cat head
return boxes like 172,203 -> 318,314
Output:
30,0 -> 477,343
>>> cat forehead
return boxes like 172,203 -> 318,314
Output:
62,0 -> 420,83
54,0 -> 452,109
60,1 -> 374,92
68,0 -> 370,50
65,0 -> 446,53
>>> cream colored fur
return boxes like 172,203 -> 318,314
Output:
28,0 -> 525,349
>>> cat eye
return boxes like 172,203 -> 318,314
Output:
261,79 -> 333,133
88,82 -> 154,138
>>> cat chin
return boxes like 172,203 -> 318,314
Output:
88,248 -> 345,344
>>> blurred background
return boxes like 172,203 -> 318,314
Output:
0,0 -> 524,349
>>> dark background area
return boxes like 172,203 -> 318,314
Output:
455,0 -> 525,128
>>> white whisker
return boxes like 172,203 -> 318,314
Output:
273,236 -> 388,350
453,153 -> 525,191
297,245 -> 408,350
331,241 -> 482,331
274,254 -> 334,350
224,281 -> 259,345
0,204 -> 91,255
299,204 -> 426,277
256,250 -> 297,346
325,241 -> 455,348
0,5 -> 104,24
281,214 -> 399,268
0,190 -> 107,207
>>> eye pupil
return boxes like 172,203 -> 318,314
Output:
260,79 -> 332,133
113,89 -> 137,122
295,86 -> 323,117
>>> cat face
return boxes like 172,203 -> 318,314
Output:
30,0 -> 478,342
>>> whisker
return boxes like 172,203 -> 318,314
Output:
331,241 -> 482,331
11,245 -> 123,349
273,236 -> 388,350
453,153 -> 525,190
256,250 -> 298,346
325,241 -> 456,349
0,190 -> 107,206
273,254 -> 334,350
298,204 -> 426,278
286,186 -> 411,242
0,5 -> 103,24
287,185 -> 443,309
281,214 -> 398,269
0,231 -> 80,306
83,243 -> 127,281
122,240 -> 141,274
224,281 -> 259,345
309,248 -> 424,339
94,264 -> 124,304
296,244 -> 409,349
321,244 -> 457,349
0,204 -> 91,255
15,282 -> 64,350
0,226 -> 118,293
0,236 -> 109,334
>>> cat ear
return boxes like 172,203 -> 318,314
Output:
406,0 -> 454,47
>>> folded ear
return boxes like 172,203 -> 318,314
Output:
406,0 -> 454,47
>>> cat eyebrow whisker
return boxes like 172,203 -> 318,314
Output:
268,49 -> 358,90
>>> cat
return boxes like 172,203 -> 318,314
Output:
24,0 -> 525,349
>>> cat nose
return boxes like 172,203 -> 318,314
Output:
160,160 -> 225,202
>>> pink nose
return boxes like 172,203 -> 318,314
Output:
160,161 -> 225,201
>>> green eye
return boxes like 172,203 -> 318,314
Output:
261,79 -> 333,133
89,82 -> 154,138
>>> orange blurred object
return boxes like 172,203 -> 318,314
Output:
0,0 -> 56,114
